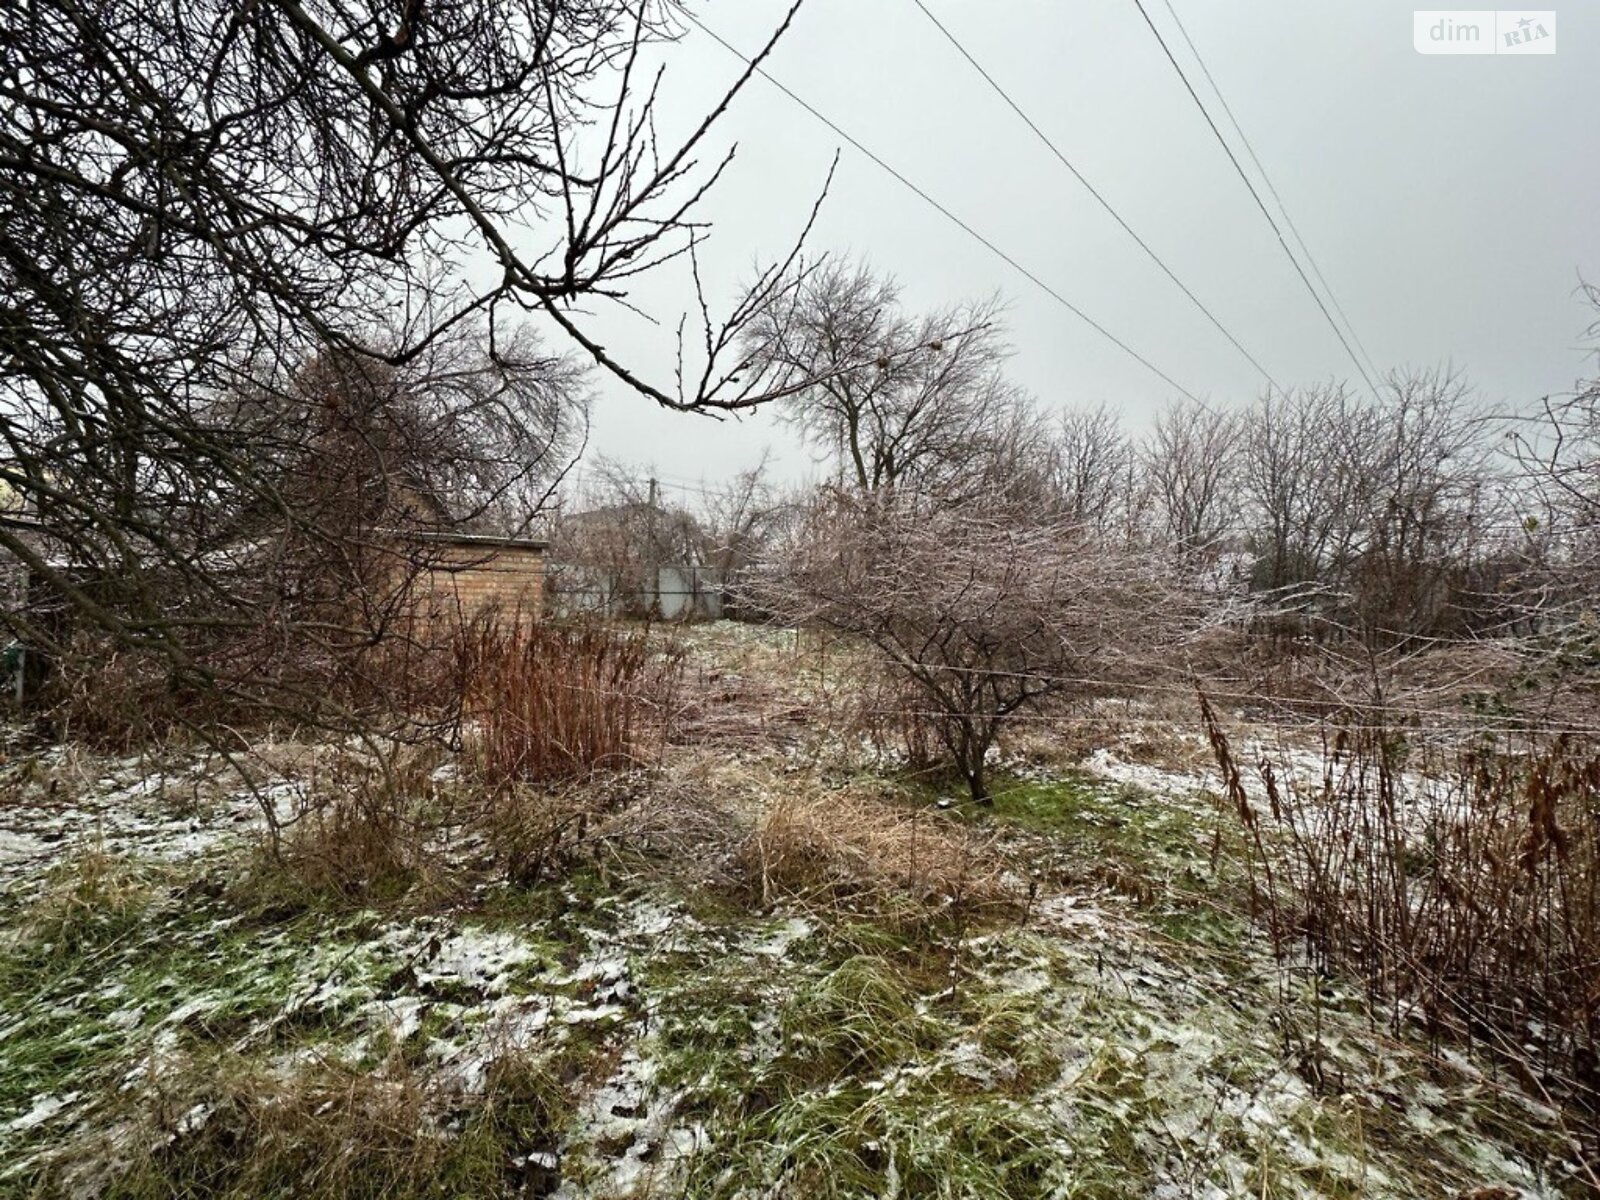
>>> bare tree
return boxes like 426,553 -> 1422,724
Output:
1508,283 -> 1600,623
742,258 -> 1041,501
549,461 -> 686,619
228,324 -> 588,543
551,456 -> 787,620
2,319 -> 589,733
0,0 -> 826,729
1143,400 -> 1243,563
697,454 -> 787,606
1048,405 -> 1138,538
1239,383 -> 1377,597
1228,371 -> 1511,642
750,492 -> 1210,803
1349,367 -> 1500,641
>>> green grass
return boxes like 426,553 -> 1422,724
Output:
974,772 -> 1210,866
643,920 -> 1170,1200
954,772 -> 1264,957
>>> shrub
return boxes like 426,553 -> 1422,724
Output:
241,745 -> 452,912
752,494 -> 1210,803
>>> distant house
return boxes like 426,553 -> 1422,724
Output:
550,496 -> 723,620
359,473 -> 550,624
0,466 -> 551,700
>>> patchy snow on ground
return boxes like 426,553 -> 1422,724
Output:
0,746 -> 308,893
0,645 -> 1585,1200
1082,745 -> 1217,801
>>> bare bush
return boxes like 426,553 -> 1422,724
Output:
243,745 -> 454,911
480,751 -> 764,889
478,778 -> 630,890
752,493 -> 1214,803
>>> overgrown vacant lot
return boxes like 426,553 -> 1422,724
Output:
0,623 -> 1588,1199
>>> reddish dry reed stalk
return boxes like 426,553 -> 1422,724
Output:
457,617 -> 676,789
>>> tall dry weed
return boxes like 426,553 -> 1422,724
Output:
1202,697 -> 1600,1150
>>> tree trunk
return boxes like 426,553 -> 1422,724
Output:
951,716 -> 993,806
966,764 -> 991,806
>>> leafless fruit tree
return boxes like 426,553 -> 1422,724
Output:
742,257 -> 1047,503
750,492 -> 1213,803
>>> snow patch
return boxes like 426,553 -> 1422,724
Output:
746,915 -> 812,958
5,1092 -> 79,1133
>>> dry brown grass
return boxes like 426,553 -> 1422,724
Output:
667,626 -> 845,753
1000,694 -> 1211,775
46,1044 -> 572,1200
735,781 -> 1021,924
37,638 -> 240,750
479,750 -> 760,888
9,847 -> 155,960
243,745 -> 456,911
590,751 -> 755,867
478,776 -> 629,888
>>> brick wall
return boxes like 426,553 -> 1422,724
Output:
413,544 -> 545,624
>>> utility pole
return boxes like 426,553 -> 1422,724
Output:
647,477 -> 660,617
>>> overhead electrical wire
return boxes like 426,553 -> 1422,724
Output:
678,7 -> 1205,404
1154,0 -> 1384,386
909,0 -> 1282,392
1127,0 -> 1382,399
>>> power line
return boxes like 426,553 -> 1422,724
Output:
1127,0 -> 1382,400
909,0 -> 1281,392
679,8 -> 1204,404
1154,0 -> 1383,386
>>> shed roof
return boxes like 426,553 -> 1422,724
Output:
403,530 -> 549,552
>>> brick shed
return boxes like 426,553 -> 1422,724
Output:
407,531 -> 548,622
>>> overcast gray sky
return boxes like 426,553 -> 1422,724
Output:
567,0 -> 1599,489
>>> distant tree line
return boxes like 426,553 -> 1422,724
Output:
744,255 -> 1600,653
